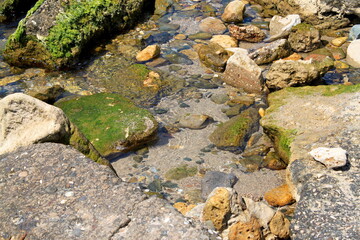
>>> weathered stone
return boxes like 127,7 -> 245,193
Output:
165,164 -> 198,180
269,211 -> 290,239
222,48 -> 263,93
263,151 -> 287,170
248,39 -> 292,65
201,171 -> 238,199
199,17 -> 227,35
243,197 -> 275,228
228,218 -> 262,240
288,23 -> 322,52
346,40 -> 360,68
309,147 -> 347,169
221,0 -> 246,23
264,184 -> 295,207
154,0 -> 173,16
4,0 -> 146,68
228,24 -> 266,43
202,187 -> 232,231
136,45 -> 160,62
173,202 -> 196,215
0,93 -> 71,155
25,85 -> 64,103
188,32 -> 213,40
210,35 -> 238,48
349,24 -> 360,41
197,43 -> 229,72
331,37 -> 348,47
268,14 -> 301,41
178,114 -> 212,129
209,108 -> 260,152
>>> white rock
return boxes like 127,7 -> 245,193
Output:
309,147 -> 347,169
268,15 -> 301,41
243,197 -> 275,228
346,40 -> 360,68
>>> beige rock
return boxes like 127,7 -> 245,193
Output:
0,93 -> 71,155
199,17 -> 227,35
264,184 -> 295,207
210,35 -> 238,48
136,45 -> 160,62
178,114 -> 211,129
180,49 -> 199,60
174,34 -> 187,40
269,211 -> 291,239
243,197 -> 275,228
221,0 -> 246,23
228,217 -> 262,240
202,187 -> 232,231
331,37 -> 347,47
173,202 -> 196,215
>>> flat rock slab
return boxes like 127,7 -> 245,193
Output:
0,143 -> 214,239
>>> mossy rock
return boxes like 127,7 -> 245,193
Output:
55,93 -> 158,156
165,164 -> 198,180
0,0 -> 37,22
4,0 -> 146,68
209,108 -> 260,152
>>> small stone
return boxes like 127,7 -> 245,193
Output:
18,171 -> 28,178
221,0 -> 246,23
243,197 -> 275,227
180,49 -> 198,60
309,147 -> 347,169
133,155 -> 143,163
258,108 -> 265,117
210,93 -> 229,104
331,37 -> 347,47
179,102 -> 190,108
197,43 -> 229,72
264,184 -> 295,207
65,191 -> 74,197
210,35 -> 238,48
334,61 -> 349,69
248,39 -> 292,65
173,202 -> 196,215
178,114 -> 212,129
263,151 -> 287,170
183,157 -> 192,161
228,24 -> 266,43
199,17 -> 227,35
188,32 -> 213,40
136,45 -> 160,62
269,211 -> 290,239
228,217 -> 262,240
174,34 -> 187,40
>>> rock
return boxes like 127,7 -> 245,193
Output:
55,93 -> 158,156
210,93 -> 230,104
158,23 -> 180,31
201,171 -> 238,199
243,197 -> 275,228
178,114 -> 212,129
282,52 -> 302,60
202,187 -> 233,231
199,17 -> 227,35
269,211 -> 291,239
164,52 -> 193,65
268,14 -> 301,41
0,93 -> 71,155
221,0 -> 246,23
346,40 -> 360,68
173,202 -> 196,215
331,37 -> 348,47
197,43 -> 229,72
288,23 -> 322,52
309,147 -> 347,169
185,203 -> 205,221
209,108 -> 260,152
222,48 -> 263,94
25,85 -> 64,103
188,32 -> 213,40
0,0 -> 37,22
228,217 -> 262,240
248,39 -> 292,65
228,24 -> 266,43
264,184 -> 295,207
136,45 -> 160,62
263,151 -> 287,170
329,47 -> 346,60
154,0 -> 173,16
348,24 -> 360,41
4,0 -> 146,68
266,59 -> 320,90
165,164 -> 198,180
210,35 -> 238,48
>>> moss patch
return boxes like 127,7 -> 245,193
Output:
165,164 -> 198,180
55,93 -> 157,156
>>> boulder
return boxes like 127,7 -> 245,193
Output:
210,35 -> 238,48
228,24 -> 266,43
288,23 -> 322,52
55,93 -> 158,157
248,39 -> 292,65
209,108 -> 260,152
0,0 -> 37,22
201,171 -> 238,199
136,45 -> 160,62
4,0 -> 146,68
222,48 -> 263,93
221,0 -> 246,23
199,17 -> 227,35
348,24 -> 360,41
346,40 -> 360,68
0,143 -> 214,239
268,14 -> 301,41
197,43 -> 229,72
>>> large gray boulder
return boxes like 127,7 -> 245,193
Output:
0,143 -> 215,239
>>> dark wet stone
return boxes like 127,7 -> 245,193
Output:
148,179 -> 163,192
179,102 -> 190,108
322,68 -> 360,85
201,171 -> 238,199
183,157 -> 192,162
145,32 -> 174,45
133,155 -> 143,163
163,53 -> 193,65
188,32 -> 213,40
154,108 -> 169,114
238,155 -> 263,172
158,23 -> 180,31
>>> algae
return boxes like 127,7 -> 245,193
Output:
165,164 -> 198,180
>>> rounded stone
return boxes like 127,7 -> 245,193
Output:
199,17 -> 227,35
264,184 -> 295,207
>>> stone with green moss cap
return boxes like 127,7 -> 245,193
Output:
3,0 -> 146,68
55,93 -> 158,157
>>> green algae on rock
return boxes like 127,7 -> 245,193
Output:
0,0 -> 37,22
55,93 -> 158,156
4,0 -> 146,68
165,164 -> 198,180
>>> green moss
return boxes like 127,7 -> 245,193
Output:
55,93 -> 157,156
292,23 -> 313,31
165,164 -> 198,180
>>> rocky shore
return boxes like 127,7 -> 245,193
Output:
1,0 -> 360,239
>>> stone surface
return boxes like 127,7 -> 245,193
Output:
178,114 -> 211,129
331,37 -> 347,47
201,171 -> 238,199
288,23 -> 322,52
221,0 -> 246,23
0,143 -> 214,240
202,187 -> 232,231
25,85 -> 64,103
210,35 -> 238,48
0,93 -> 71,155
309,147 -> 347,169
136,45 -> 160,62
228,217 -> 262,240
243,197 -> 275,228
348,24 -> 360,41
264,184 -> 295,207
197,43 -> 229,72
269,211 -> 290,239
154,0 -> 173,16
199,17 -> 227,35
248,39 -> 292,65
346,40 -> 360,68
222,48 -> 263,93
268,14 -> 301,41
228,24 -> 266,43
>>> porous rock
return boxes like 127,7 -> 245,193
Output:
228,217 -> 262,240
228,24 -> 266,43
248,39 -> 292,65
288,23 -> 322,52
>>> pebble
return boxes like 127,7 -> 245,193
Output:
65,191 -> 74,197
309,147 -> 347,169
18,171 -> 28,177
331,37 -> 347,47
